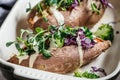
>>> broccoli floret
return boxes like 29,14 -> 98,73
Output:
94,24 -> 114,41
74,71 -> 100,79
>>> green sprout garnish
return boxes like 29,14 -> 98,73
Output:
91,3 -> 100,14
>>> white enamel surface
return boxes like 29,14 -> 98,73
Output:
0,0 -> 120,80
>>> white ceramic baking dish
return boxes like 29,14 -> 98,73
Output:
0,0 -> 120,80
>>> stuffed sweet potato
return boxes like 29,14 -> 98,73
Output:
8,40 -> 111,73
28,0 -> 106,30
7,25 -> 112,74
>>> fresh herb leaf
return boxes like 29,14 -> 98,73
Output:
41,49 -> 51,58
58,0 -> 64,8
17,37 -> 24,44
36,3 -> 43,14
78,0 -> 81,4
55,38 -> 64,47
82,27 -> 93,40
37,38 -> 51,58
65,26 -> 78,36
66,0 -> 74,6
48,25 -> 57,33
61,7 -> 67,11
34,31 -> 45,42
91,3 -> 100,14
6,42 -> 15,47
27,37 -> 34,43
20,29 -> 31,38
15,42 -> 23,53
43,0 -> 75,10
59,0 -> 74,10
25,49 -> 35,55
49,0 -> 58,6
43,16 -> 48,22
44,0 -> 58,6
36,3 -> 49,22
35,27 -> 44,33
53,32 -> 64,47
59,26 -> 78,37
26,2 -> 32,12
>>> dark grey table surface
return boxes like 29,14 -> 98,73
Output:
0,0 -> 119,80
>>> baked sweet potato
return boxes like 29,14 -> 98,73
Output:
7,40 -> 111,74
28,0 -> 105,30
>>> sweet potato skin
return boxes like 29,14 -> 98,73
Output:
33,45 -> 80,73
28,0 -> 105,30
7,40 -> 111,74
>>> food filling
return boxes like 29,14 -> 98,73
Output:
7,25 -> 96,64
27,0 -> 113,27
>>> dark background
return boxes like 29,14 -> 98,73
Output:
0,0 -> 16,80
0,0 -> 119,80
0,0 -> 16,26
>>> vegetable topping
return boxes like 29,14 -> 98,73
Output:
91,66 -> 107,76
27,0 -> 112,15
6,25 -> 96,58
64,27 -> 95,49
74,66 -> 107,79
6,24 -> 114,58
74,71 -> 100,79
43,0 -> 80,10
94,24 -> 114,42
100,0 -> 113,8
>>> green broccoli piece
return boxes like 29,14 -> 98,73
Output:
74,71 -> 100,79
94,24 -> 114,41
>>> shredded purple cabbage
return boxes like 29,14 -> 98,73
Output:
64,29 -> 95,49
71,0 -> 114,9
81,37 -> 95,49
64,35 -> 77,46
77,29 -> 95,49
91,66 -> 107,76
72,0 -> 79,8
100,0 -> 114,8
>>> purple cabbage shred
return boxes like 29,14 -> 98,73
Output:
81,37 -> 95,49
91,66 -> 107,76
64,35 -> 77,46
64,29 -> 95,49
72,0 -> 79,8
77,29 -> 95,49
100,0 -> 114,8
